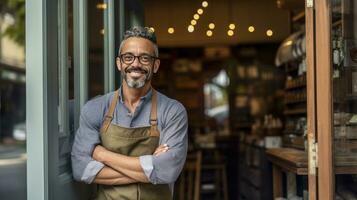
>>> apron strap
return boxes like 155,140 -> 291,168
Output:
150,90 -> 160,137
100,90 -> 119,134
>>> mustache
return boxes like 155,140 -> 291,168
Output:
124,67 -> 149,74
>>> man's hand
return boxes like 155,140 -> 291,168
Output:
153,144 -> 169,156
92,145 -> 107,162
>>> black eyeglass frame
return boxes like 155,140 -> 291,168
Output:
119,53 -> 159,65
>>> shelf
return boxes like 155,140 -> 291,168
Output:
267,148 -> 357,175
292,11 -> 305,22
285,83 -> 306,90
332,19 -> 342,28
346,94 -> 357,101
284,99 -> 306,105
283,108 -> 307,116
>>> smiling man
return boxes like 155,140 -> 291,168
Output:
71,26 -> 188,200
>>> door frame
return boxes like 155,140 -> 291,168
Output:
306,0 -> 335,199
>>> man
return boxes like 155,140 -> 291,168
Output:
71,26 -> 188,200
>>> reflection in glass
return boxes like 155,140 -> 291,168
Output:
332,0 -> 357,198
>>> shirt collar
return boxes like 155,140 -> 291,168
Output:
118,86 -> 153,104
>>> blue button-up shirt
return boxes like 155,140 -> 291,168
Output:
71,88 -> 188,191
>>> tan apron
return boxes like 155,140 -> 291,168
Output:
95,89 -> 172,200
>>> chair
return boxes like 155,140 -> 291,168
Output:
176,151 -> 202,200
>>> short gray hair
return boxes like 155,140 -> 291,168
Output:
118,26 -> 159,57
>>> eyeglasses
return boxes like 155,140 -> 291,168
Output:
119,53 -> 158,65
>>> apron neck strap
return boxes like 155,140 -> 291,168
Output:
150,89 -> 158,125
100,90 -> 119,133
100,88 -> 158,133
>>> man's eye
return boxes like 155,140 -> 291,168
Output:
140,56 -> 150,61
123,55 -> 134,60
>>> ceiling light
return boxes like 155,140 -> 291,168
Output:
248,26 -> 255,32
197,8 -> 204,15
206,30 -> 213,37
227,30 -> 234,36
229,23 -> 236,30
266,29 -> 273,37
168,27 -> 175,34
191,20 -> 197,26
149,27 -> 155,32
202,1 -> 208,8
194,14 -> 200,20
208,23 -> 215,29
96,3 -> 107,9
188,25 -> 195,32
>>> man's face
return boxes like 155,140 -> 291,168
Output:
117,37 -> 160,89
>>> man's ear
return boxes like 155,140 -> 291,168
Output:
153,59 -> 160,73
116,57 -> 122,71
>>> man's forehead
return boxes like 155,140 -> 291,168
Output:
121,37 -> 155,50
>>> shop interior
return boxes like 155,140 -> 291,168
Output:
1,0 -> 357,199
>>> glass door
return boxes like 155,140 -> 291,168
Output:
309,0 -> 357,199
331,0 -> 357,199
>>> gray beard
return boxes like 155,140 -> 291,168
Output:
122,70 -> 153,89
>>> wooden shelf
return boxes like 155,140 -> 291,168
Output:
267,148 -> 357,175
292,11 -> 305,22
284,99 -> 306,105
283,108 -> 307,115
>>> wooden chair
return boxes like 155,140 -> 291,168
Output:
200,150 -> 229,200
176,151 -> 202,200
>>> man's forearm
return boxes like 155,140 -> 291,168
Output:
94,147 -> 149,183
93,166 -> 137,185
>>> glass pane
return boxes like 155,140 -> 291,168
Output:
0,1 -> 26,199
332,0 -> 357,198
88,0 -> 105,97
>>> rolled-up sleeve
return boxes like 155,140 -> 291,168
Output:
71,100 -> 105,184
140,102 -> 188,184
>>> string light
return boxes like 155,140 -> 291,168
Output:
206,30 -> 213,37
202,1 -> 208,8
229,24 -> 236,30
266,29 -> 273,37
96,3 -> 107,9
193,14 -> 200,20
188,25 -> 195,32
248,26 -> 255,32
227,30 -> 234,36
168,27 -> 175,34
191,20 -> 197,26
208,23 -> 215,29
197,8 -> 204,15
149,27 -> 155,32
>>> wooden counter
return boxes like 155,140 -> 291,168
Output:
266,147 -> 357,198
266,148 -> 308,175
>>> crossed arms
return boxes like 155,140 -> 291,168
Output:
92,144 -> 169,185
